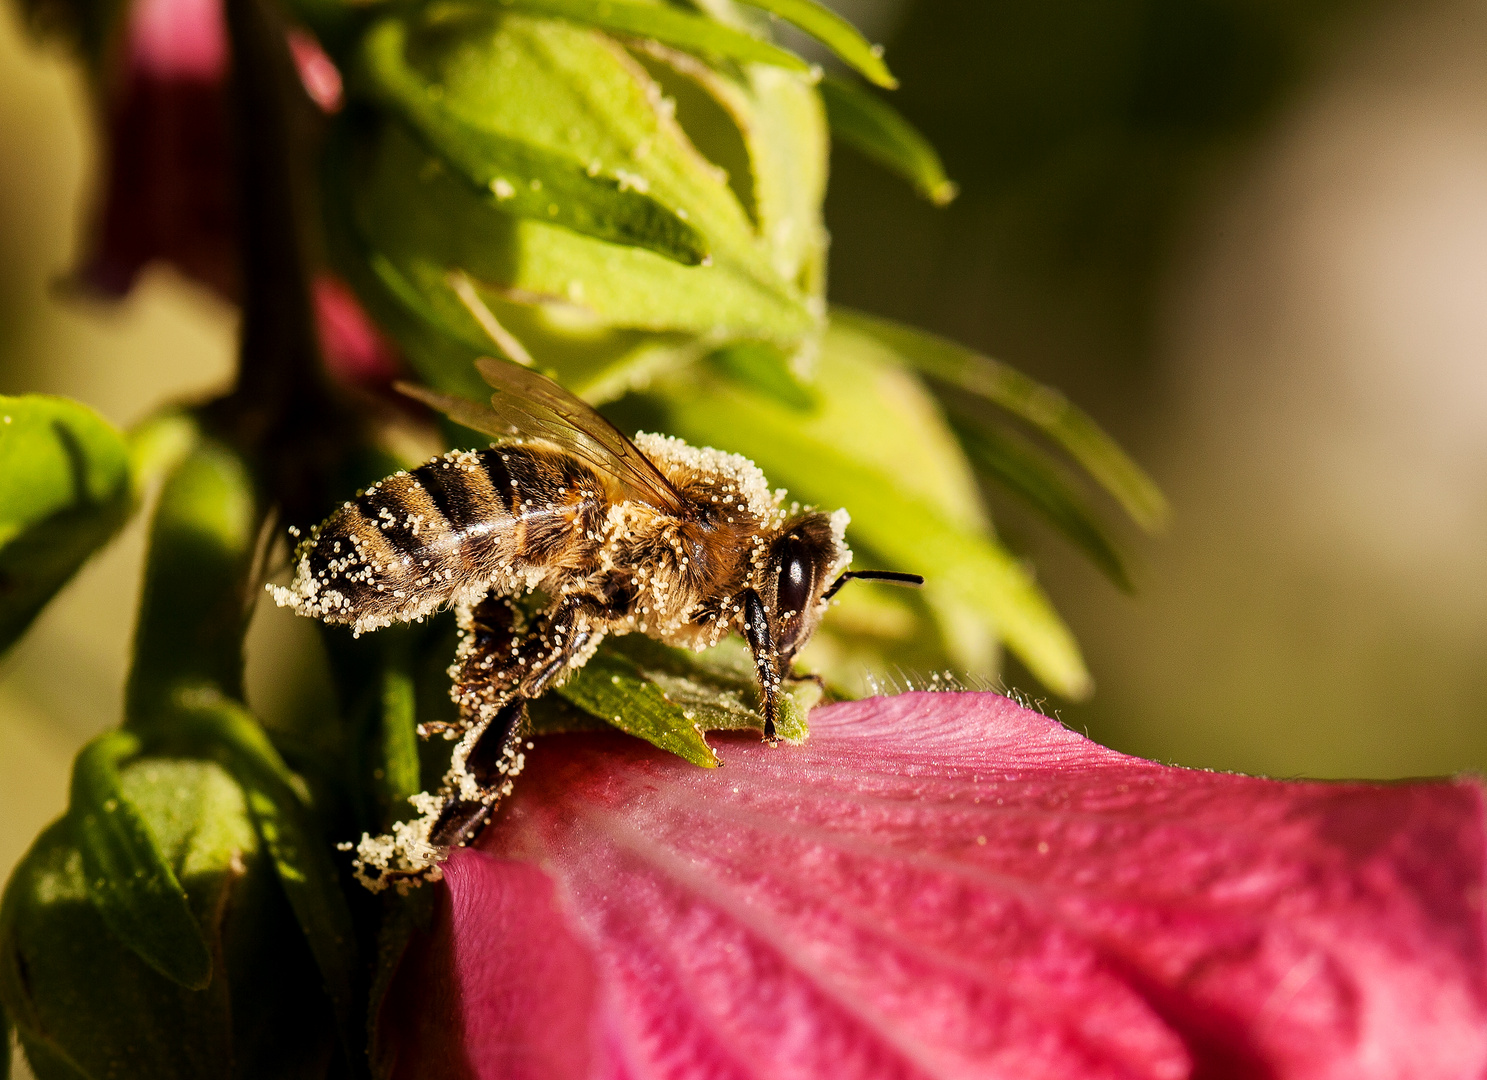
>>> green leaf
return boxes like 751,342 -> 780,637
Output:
558,646 -> 720,766
125,408 -> 200,499
707,339 -> 818,410
67,732 -> 213,991
360,15 -> 708,265
819,75 -> 957,206
952,416 -> 1133,592
634,39 -> 829,300
0,395 -> 131,657
616,635 -> 815,738
170,693 -> 361,1067
126,442 -> 258,721
649,320 -> 1093,697
555,634 -> 813,764
736,0 -> 896,88
501,0 -> 811,73
340,9 -> 820,396
834,308 -> 1169,532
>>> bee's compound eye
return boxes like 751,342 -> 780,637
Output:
776,542 -> 813,618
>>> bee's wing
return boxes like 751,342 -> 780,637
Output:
396,362 -> 690,515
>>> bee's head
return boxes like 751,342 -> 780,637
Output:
758,512 -> 850,663
740,510 -> 921,742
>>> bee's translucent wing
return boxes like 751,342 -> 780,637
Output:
396,363 -> 690,515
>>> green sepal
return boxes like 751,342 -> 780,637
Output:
167,692 -> 362,1068
359,15 -> 708,266
67,731 -> 213,991
819,75 -> 957,206
835,308 -> 1169,532
0,395 -> 131,658
500,0 -> 810,74
951,416 -> 1133,592
736,0 -> 896,88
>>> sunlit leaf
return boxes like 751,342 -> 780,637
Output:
342,11 -> 820,396
359,16 -> 708,265
557,647 -> 721,767
819,75 -> 957,205
500,0 -> 810,73
67,731 -> 213,991
952,416 -> 1133,592
648,321 -> 1092,698
0,394 -> 131,657
552,635 -> 814,764
707,339 -> 818,410
125,408 -> 200,499
633,42 -> 829,298
835,307 -> 1169,532
737,0 -> 896,88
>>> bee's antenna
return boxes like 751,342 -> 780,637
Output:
822,570 -> 925,603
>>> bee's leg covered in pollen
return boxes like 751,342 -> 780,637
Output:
741,588 -> 782,742
347,588 -> 612,892
427,697 -> 527,851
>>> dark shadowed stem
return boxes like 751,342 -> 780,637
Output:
214,0 -> 354,526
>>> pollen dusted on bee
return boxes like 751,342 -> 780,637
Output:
269,413 -> 851,890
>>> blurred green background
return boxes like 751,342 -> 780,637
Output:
4,0 -> 1487,1009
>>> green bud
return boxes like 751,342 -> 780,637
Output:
0,756 -> 334,1080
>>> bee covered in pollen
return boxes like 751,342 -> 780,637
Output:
269,358 -> 921,890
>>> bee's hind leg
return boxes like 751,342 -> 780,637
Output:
428,697 -> 527,851
431,592 -> 607,853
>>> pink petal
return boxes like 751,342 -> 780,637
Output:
287,29 -> 343,114
378,693 -> 1487,1080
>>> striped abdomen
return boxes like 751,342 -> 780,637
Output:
274,446 -> 608,634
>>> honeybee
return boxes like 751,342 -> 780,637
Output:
270,358 -> 920,889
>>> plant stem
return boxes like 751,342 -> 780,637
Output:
215,0 -> 352,525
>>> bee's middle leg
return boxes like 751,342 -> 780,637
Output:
431,592 -> 608,853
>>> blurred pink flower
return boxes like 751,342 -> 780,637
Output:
77,0 -> 395,385
81,0 -> 237,299
313,274 -> 403,388
378,692 -> 1487,1080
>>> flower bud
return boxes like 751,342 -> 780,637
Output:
1,753 -> 334,1079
